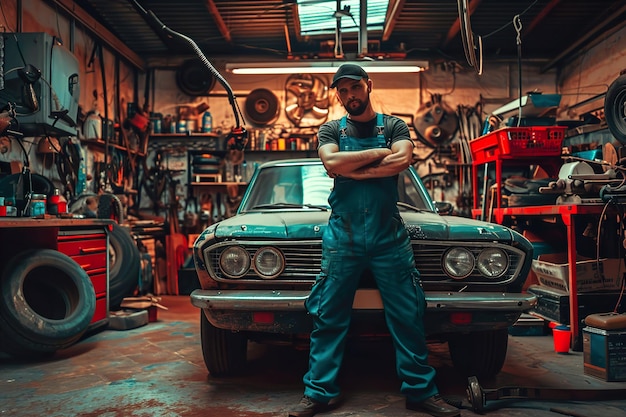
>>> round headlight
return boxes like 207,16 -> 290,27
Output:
253,246 -> 284,279
443,247 -> 475,279
477,248 -> 509,278
219,246 -> 250,278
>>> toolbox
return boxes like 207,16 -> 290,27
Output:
583,326 -> 626,381
527,285 -> 626,328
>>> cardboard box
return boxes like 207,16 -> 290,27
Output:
120,295 -> 168,310
583,326 -> 626,381
120,296 -> 168,322
531,253 -> 624,293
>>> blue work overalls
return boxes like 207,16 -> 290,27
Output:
303,114 -> 438,404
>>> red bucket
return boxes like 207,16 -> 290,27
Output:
552,325 -> 571,354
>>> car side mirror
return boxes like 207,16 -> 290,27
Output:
435,201 -> 453,215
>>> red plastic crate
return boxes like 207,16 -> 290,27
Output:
470,126 -> 567,164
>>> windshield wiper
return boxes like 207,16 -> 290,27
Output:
251,203 -> 328,211
397,202 -> 430,212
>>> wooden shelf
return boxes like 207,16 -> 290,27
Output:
190,181 -> 247,187
150,133 -> 219,140
79,139 -> 146,157
243,149 -> 316,154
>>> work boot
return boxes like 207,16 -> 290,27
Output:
288,395 -> 329,417
406,394 -> 461,417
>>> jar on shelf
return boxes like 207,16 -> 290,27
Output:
29,194 -> 47,217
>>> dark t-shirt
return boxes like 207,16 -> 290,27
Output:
317,114 -> 412,149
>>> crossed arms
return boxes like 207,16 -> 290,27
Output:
318,139 -> 413,180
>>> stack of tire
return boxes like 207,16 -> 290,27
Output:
0,223 -> 140,358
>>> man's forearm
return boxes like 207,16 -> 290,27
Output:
344,148 -> 412,179
320,147 -> 391,176
344,157 -> 408,179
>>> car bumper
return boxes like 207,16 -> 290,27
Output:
190,288 -> 536,311
190,289 -> 537,335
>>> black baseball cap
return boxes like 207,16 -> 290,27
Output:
330,63 -> 369,88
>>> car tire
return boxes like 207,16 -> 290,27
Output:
605,73 -> 626,144
108,223 -> 141,310
448,328 -> 508,379
0,249 -> 95,357
200,310 -> 248,376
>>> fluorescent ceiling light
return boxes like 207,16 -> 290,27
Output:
226,60 -> 428,75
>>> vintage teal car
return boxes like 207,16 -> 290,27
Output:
190,158 -> 536,378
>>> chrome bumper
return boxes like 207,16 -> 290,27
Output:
190,289 -> 537,311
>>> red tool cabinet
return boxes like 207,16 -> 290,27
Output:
58,227 -> 109,327
0,218 -> 112,330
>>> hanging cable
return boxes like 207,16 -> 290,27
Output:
514,15 -> 523,127
132,0 -> 248,151
457,0 -> 482,75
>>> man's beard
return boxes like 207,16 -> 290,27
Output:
344,94 -> 369,116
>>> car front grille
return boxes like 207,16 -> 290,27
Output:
205,239 -> 524,285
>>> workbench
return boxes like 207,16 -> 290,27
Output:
492,203 -> 623,351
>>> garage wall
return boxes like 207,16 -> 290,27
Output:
1,0 -> 137,197
149,58 -> 558,133
2,1 -> 625,217
557,25 -> 626,120
147,58 -> 559,216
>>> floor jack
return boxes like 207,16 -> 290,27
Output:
466,376 -> 626,415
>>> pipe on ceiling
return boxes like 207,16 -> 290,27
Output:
358,0 -> 367,56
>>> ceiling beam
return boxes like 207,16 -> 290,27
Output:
442,0 -> 482,48
51,0 -> 145,70
382,0 -> 404,41
524,0 -> 561,35
291,2 -> 303,43
205,0 -> 232,43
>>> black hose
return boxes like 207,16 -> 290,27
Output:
138,5 -> 245,130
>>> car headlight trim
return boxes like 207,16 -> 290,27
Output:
476,248 -> 509,278
253,246 -> 285,279
219,245 -> 251,278
442,247 -> 475,279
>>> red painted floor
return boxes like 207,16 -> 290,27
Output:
1,296 -> 626,417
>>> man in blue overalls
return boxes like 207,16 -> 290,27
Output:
289,64 -> 459,417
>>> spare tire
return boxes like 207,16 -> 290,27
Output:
0,249 -> 95,357
108,223 -> 141,310
245,88 -> 280,126
176,59 -> 216,96
605,72 -> 626,144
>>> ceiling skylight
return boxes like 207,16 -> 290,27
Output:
297,0 -> 389,37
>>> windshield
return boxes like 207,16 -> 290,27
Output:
239,161 -> 435,213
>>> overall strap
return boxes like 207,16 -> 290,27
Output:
339,115 -> 348,139
339,113 -> 389,147
376,113 -> 392,148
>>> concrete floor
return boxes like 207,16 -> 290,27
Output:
1,296 -> 626,417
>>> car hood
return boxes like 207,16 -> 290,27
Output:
212,210 -> 514,242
